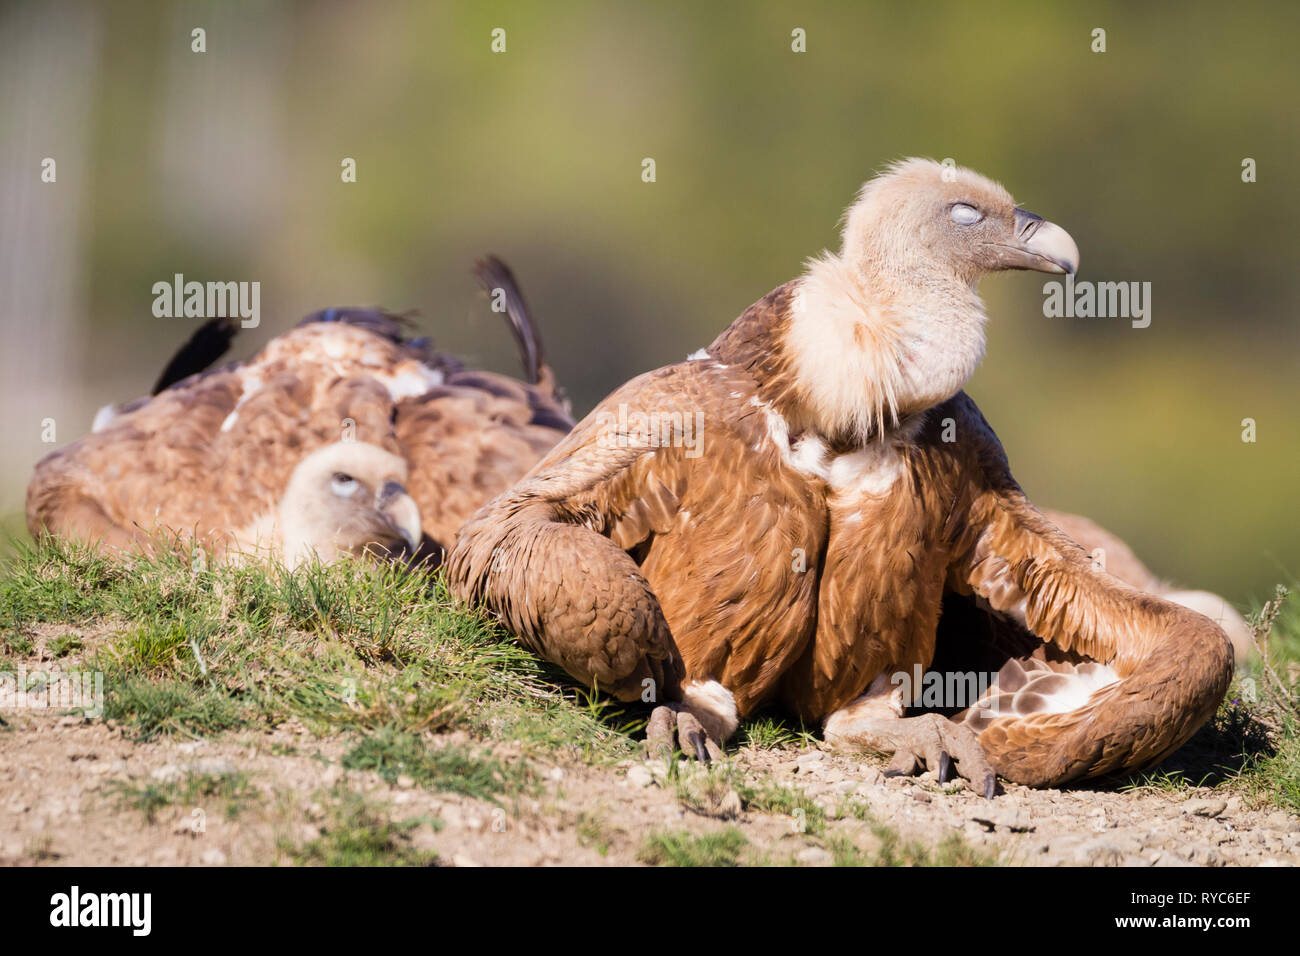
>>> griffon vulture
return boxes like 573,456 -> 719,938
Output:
449,159 -> 1235,791
27,258 -> 572,567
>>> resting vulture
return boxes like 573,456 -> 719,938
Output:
449,159 -> 1235,791
27,258 -> 573,567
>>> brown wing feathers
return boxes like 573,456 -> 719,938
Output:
27,262 -> 573,565
948,398 -> 1234,785
448,425 -> 686,703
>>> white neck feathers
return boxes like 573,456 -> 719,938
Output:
785,252 -> 987,442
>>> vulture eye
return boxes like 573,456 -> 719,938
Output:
330,473 -> 359,497
950,203 -> 983,225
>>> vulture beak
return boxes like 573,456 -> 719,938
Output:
376,480 -> 422,551
986,208 -> 1080,275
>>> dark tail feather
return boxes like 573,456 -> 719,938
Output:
151,318 -> 238,395
473,255 -> 569,412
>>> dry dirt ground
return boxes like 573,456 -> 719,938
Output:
2,708 -> 1296,867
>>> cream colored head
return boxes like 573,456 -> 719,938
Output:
279,441 -> 422,567
839,158 -> 1078,283
791,158 -> 1079,441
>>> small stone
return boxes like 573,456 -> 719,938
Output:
151,764 -> 184,783
200,848 -> 227,865
971,809 -> 1033,833
1182,798 -> 1228,819
548,767 -> 565,782
625,765 -> 654,788
1185,845 -> 1223,866
796,846 -> 832,865
451,853 -> 481,867
396,774 -> 415,789
795,752 -> 825,774
856,767 -> 885,788
834,779 -> 858,795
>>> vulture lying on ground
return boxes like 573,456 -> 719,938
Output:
449,159 -> 1236,791
27,258 -> 572,567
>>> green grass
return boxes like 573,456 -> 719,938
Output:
110,770 -> 260,823
639,827 -> 750,866
575,812 -> 613,856
870,827 -> 1000,867
47,632 -> 83,658
341,728 -> 532,800
736,715 -> 816,750
737,778 -> 828,834
280,789 -> 440,867
0,536 -> 634,759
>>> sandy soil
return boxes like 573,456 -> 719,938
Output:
1,708 -> 1295,867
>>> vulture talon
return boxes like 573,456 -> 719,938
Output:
828,710 -> 997,796
645,705 -> 678,762
675,711 -> 716,763
690,732 -> 709,763
937,750 -> 952,784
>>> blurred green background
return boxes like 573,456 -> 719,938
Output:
1,0 -> 1296,605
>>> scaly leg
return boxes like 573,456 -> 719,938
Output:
824,675 -> 997,798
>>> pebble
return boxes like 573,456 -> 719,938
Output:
625,765 -> 654,789
795,753 -> 825,776
200,848 -> 228,865
796,846 -> 832,865
1182,798 -> 1228,819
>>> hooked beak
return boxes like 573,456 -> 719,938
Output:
376,480 -> 422,552
985,207 -> 1080,275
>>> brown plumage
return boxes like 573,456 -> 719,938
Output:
1039,509 -> 1255,666
449,159 -> 1234,790
27,259 -> 573,567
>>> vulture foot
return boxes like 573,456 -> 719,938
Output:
644,704 -> 725,763
827,711 -> 998,798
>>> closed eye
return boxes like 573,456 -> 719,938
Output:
950,202 -> 983,225
330,473 -> 360,497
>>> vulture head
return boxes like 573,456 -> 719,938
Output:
278,441 -> 422,567
840,157 -> 1079,283
791,157 -> 1080,441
